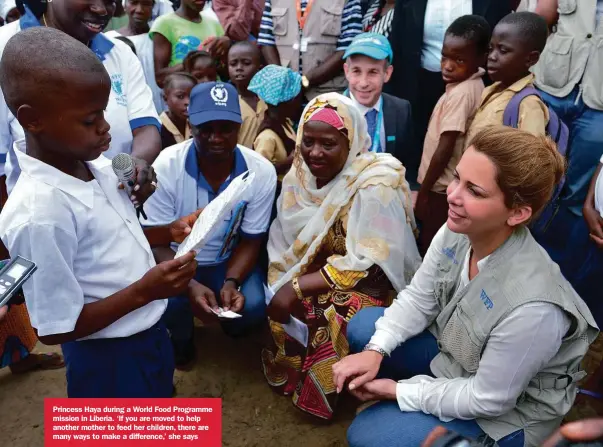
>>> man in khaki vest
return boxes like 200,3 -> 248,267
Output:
257,0 -> 363,100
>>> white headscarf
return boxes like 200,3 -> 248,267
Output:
0,0 -> 17,21
267,93 -> 421,294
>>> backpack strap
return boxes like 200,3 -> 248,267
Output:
502,86 -> 541,128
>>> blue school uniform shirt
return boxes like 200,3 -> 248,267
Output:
141,141 -> 277,266
0,6 -> 161,192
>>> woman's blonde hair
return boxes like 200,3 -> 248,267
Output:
469,126 -> 566,222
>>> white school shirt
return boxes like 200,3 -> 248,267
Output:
140,141 -> 277,265
422,0 -> 472,72
349,92 -> 386,152
0,140 -> 166,339
595,155 -> 603,217
369,226 -> 570,421
0,7 -> 161,193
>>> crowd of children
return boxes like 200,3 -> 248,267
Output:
1,1 -> 603,445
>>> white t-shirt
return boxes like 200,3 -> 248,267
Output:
0,140 -> 166,339
105,30 -> 165,114
141,141 -> 277,265
595,155 -> 603,217
421,0 -> 472,72
0,8 -> 160,192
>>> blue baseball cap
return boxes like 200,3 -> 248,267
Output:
188,82 -> 242,127
343,32 -> 393,64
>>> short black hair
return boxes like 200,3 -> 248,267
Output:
228,41 -> 261,58
163,72 -> 197,90
496,11 -> 549,53
183,50 -> 215,72
0,27 -> 107,116
446,14 -> 492,54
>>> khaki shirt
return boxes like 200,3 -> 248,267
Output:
418,69 -> 485,193
466,74 -> 549,145
238,96 -> 267,149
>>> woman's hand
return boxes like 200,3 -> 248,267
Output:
201,36 -> 231,60
267,281 -> 304,324
349,378 -> 397,402
332,350 -> 384,394
117,157 -> 158,208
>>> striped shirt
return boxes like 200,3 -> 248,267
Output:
258,0 -> 363,51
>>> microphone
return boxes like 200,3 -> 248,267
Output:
111,153 -> 147,220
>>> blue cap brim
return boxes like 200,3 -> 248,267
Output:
189,110 -> 243,127
343,45 -> 392,63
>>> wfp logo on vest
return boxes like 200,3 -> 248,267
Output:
110,74 -> 127,107
210,85 -> 228,107
442,247 -> 459,265
480,289 -> 494,310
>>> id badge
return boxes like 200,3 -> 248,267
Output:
300,37 -> 309,53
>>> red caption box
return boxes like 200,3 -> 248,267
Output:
44,398 -> 222,446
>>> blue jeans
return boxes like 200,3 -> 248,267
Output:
163,263 -> 266,344
346,308 -> 525,447
537,87 -> 603,216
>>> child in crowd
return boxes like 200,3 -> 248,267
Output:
415,15 -> 490,254
150,0 -> 228,86
466,11 -> 550,143
248,65 -> 301,179
160,72 -> 197,149
183,50 -> 218,84
228,41 -> 266,149
342,33 -> 414,171
0,27 -> 201,398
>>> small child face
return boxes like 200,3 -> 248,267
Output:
487,23 -> 537,86
343,55 -> 393,108
190,58 -> 218,84
165,78 -> 196,121
228,45 -> 261,91
441,35 -> 483,84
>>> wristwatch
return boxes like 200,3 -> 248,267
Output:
301,75 -> 310,89
363,343 -> 389,357
224,277 -> 241,291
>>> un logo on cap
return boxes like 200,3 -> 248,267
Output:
210,85 -> 228,106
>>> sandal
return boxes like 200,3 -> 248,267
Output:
10,352 -> 65,374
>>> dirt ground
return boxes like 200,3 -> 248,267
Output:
0,323 -> 354,447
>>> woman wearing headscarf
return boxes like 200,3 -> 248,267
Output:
262,93 -> 422,420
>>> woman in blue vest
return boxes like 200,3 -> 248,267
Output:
334,126 -> 598,447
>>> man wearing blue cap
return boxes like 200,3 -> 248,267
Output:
141,82 -> 277,368
343,32 -> 414,180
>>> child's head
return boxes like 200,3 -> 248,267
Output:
228,41 -> 262,92
343,33 -> 393,108
488,12 -> 548,86
442,15 -> 491,84
183,50 -> 217,84
0,27 -> 111,162
181,0 -> 206,14
125,0 -> 154,32
248,65 -> 302,118
163,73 -> 197,121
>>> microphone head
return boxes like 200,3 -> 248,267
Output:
111,153 -> 135,184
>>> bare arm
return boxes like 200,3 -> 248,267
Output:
224,236 -> 262,283
261,45 -> 281,66
417,132 -> 459,199
153,33 -> 184,88
535,0 -> 559,27
131,125 -> 162,164
305,50 -> 345,87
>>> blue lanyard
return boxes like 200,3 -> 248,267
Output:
344,90 -> 384,153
